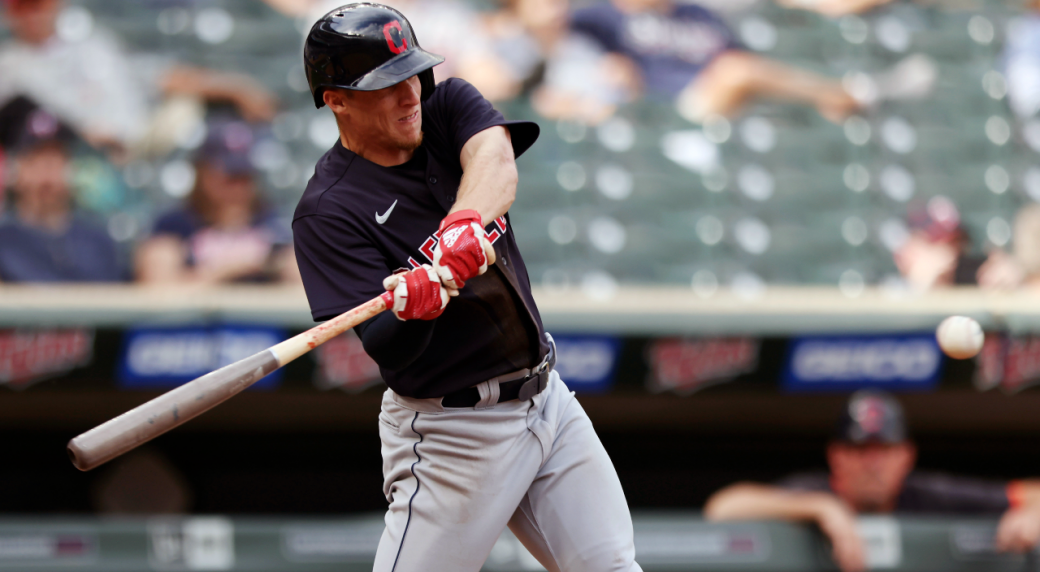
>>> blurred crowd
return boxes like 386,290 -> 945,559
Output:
1,0 -> 1040,291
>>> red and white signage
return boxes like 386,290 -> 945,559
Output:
0,329 -> 94,388
646,337 -> 760,394
313,331 -> 383,392
974,334 -> 1040,393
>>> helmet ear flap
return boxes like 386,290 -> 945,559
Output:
419,68 -> 436,102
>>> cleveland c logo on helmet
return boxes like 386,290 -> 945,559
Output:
304,3 -> 445,108
383,21 -> 408,54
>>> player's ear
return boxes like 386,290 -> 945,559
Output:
323,88 -> 350,114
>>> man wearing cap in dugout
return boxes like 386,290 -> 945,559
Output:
705,390 -> 1040,572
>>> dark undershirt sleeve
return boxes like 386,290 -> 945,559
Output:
354,313 -> 436,372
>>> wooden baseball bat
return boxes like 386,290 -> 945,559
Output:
67,292 -> 394,472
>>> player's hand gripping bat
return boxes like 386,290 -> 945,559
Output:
66,292 -> 394,471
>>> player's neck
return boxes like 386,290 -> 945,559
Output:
340,134 -> 414,167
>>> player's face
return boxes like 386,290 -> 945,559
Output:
329,76 -> 423,165
5,0 -> 60,44
827,442 -> 916,512
196,163 -> 256,213
12,145 -> 70,215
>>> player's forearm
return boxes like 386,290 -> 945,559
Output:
356,312 -> 436,371
454,126 -> 518,226
704,482 -> 838,523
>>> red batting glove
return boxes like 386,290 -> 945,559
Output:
382,265 -> 449,321
432,209 -> 497,290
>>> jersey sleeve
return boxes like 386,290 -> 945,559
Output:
292,214 -> 392,322
899,472 -> 1011,514
675,4 -> 743,52
425,78 -> 539,161
151,210 -> 197,240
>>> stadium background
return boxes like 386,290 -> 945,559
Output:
4,0 -> 1040,569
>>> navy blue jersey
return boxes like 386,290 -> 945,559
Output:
779,471 -> 1011,514
0,215 -> 122,283
292,78 -> 546,398
571,3 -> 739,97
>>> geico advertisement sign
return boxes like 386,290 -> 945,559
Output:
119,326 -> 285,389
783,334 -> 942,392
552,336 -> 621,393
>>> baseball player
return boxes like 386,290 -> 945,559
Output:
291,4 -> 642,571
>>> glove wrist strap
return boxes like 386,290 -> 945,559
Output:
439,209 -> 482,232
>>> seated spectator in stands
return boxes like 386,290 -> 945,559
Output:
1003,0 -> 1040,119
136,121 -> 298,285
893,196 -> 984,290
0,0 -> 276,160
0,111 -> 122,282
705,390 -> 1040,572
976,204 -> 1040,290
562,0 -> 859,123
263,0 -> 518,101
485,0 -> 631,124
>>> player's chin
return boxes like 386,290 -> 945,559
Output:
392,126 -> 423,152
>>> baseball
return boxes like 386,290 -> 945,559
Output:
936,316 -> 984,359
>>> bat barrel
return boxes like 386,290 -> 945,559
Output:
67,349 -> 279,471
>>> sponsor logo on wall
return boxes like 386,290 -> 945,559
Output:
552,335 -> 621,393
119,326 -> 284,389
313,331 -> 383,392
783,334 -> 942,392
148,517 -> 234,571
0,329 -> 94,388
646,338 -> 760,394
973,334 -> 1040,393
0,533 -> 95,562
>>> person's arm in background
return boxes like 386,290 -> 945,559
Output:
777,0 -> 894,17
996,480 -> 1040,552
705,482 -> 866,572
678,51 -> 859,123
135,235 -> 279,285
160,66 -> 277,122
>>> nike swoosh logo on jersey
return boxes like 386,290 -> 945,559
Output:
376,200 -> 398,224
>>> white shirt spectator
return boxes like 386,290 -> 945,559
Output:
0,29 -> 158,146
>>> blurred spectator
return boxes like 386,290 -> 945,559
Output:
263,0 -> 517,101
1004,0 -> 1040,121
776,0 -> 893,17
136,121 -> 298,285
0,109 -> 122,283
485,0 -> 631,123
563,0 -> 859,123
977,204 -> 1040,290
893,196 -> 984,290
705,390 -> 1040,572
0,0 -> 276,160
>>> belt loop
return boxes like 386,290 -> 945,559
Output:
475,379 -> 500,409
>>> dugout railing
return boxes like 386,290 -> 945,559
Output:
0,513 -> 1034,571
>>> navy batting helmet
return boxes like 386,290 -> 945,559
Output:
304,3 -> 444,109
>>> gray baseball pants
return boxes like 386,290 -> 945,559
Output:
372,370 -> 642,572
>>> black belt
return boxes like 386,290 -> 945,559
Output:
441,335 -> 556,408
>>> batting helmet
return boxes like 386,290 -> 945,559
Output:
304,3 -> 444,109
